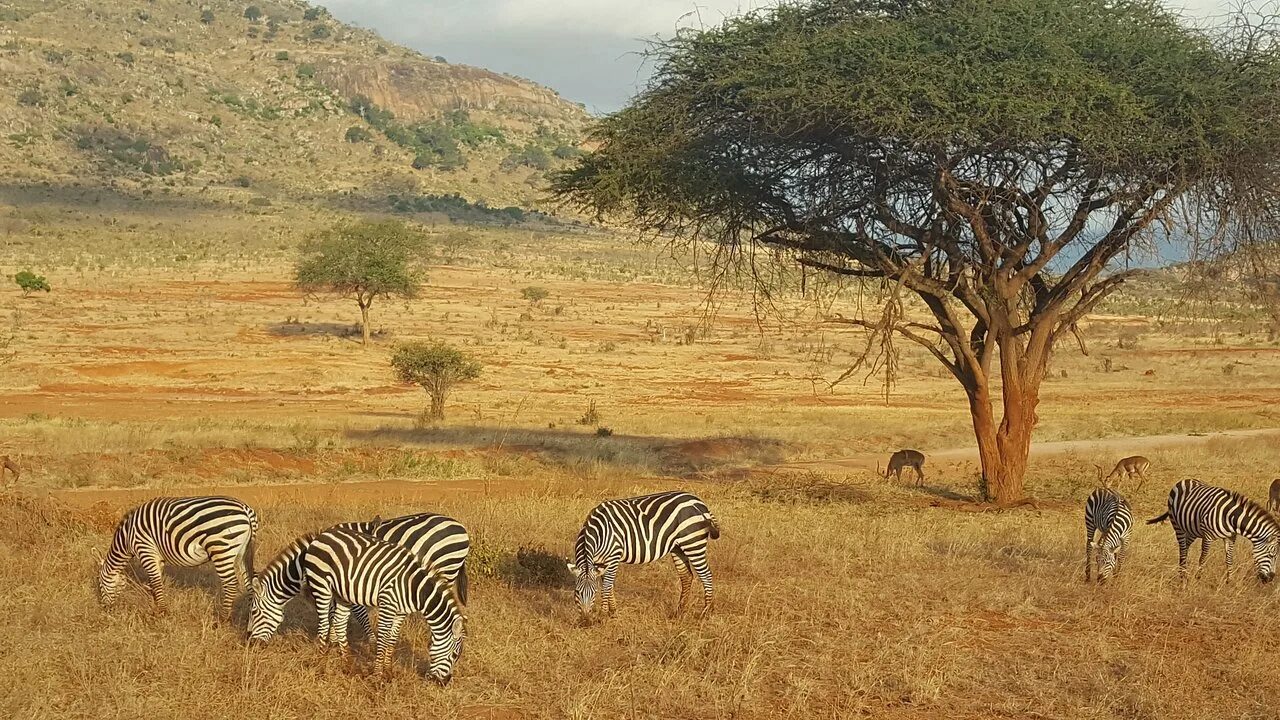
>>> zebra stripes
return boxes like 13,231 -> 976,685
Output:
303,527 -> 465,681
567,490 -> 720,617
1148,478 -> 1280,583
247,512 -> 470,642
98,496 -> 258,616
1083,487 -> 1132,583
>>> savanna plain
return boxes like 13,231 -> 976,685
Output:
4,201 -> 1280,720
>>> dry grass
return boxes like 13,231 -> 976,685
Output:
6,445 -> 1280,720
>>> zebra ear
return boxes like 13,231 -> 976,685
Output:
451,614 -> 465,638
565,559 -> 578,575
250,576 -> 262,595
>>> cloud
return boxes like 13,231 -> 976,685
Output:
318,0 -> 1239,113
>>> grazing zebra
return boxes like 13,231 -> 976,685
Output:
1083,487 -> 1132,583
1147,478 -> 1280,583
98,496 -> 258,615
303,527 -> 465,682
247,513 -> 470,642
566,490 -> 720,617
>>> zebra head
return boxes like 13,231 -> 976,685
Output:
247,538 -> 309,641
1097,545 -> 1120,583
427,613 -> 466,685
565,559 -> 604,614
96,552 -> 125,607
1253,536 -> 1279,583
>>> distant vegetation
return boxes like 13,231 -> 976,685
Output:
387,193 -> 548,226
348,98 -> 503,171
390,340 -> 482,421
14,270 -> 50,296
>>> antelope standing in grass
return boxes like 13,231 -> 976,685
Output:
880,449 -> 926,486
1268,479 -> 1280,514
1,455 -> 17,484
1102,455 -> 1150,491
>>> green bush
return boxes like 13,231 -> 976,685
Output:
274,50 -> 289,61
200,9 -> 214,24
344,126 -> 372,143
243,5 -> 262,21
303,7 -> 324,20
296,63 -> 315,79
14,270 -> 50,296
390,340 -> 482,420
502,144 -> 552,171
310,24 -> 330,40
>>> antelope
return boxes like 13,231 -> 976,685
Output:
1268,479 -> 1280,514
0,455 -> 17,484
1102,456 -> 1150,491
880,449 -> 926,486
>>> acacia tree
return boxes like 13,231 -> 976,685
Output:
295,220 -> 425,346
553,0 -> 1280,504
390,341 -> 482,421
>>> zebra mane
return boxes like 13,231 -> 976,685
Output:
259,533 -> 315,578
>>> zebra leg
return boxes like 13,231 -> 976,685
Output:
1225,538 -> 1236,582
600,564 -> 620,616
211,549 -> 241,617
671,554 -> 693,616
685,548 -> 714,617
312,582 -> 335,651
1176,535 -> 1192,582
350,605 -> 373,639
330,602 -> 353,656
373,613 -> 406,676
1084,531 -> 1094,583
138,548 -> 168,613
1197,538 -> 1213,578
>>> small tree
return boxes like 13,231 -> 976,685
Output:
345,126 -> 372,143
14,270 -> 50,297
294,220 -> 425,346
390,341 -> 482,421
243,5 -> 262,21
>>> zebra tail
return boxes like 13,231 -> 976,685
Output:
705,512 -> 721,540
1146,512 -> 1170,526
456,561 -> 469,606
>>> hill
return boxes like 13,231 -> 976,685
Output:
0,0 -> 591,212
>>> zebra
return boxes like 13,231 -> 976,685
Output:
97,496 -> 258,616
302,527 -> 465,682
1147,478 -> 1280,583
566,490 -> 720,617
1083,487 -> 1132,583
247,512 -> 470,642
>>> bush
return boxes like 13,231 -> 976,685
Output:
232,175 -> 252,187
344,126 -> 372,143
303,7 -> 324,20
520,286 -> 550,303
310,24 -> 330,40
501,144 -> 552,171
115,52 -> 135,65
17,88 -> 42,107
390,340 -> 482,420
14,271 -> 50,296
274,50 -> 289,61
296,63 -> 315,79
200,9 -> 214,24
243,5 -> 262,21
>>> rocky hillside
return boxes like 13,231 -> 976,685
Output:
0,0 -> 591,210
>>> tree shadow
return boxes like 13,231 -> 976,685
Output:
344,425 -> 787,477
911,484 -> 977,502
266,321 -> 387,342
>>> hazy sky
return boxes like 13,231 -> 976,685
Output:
318,0 -> 1235,114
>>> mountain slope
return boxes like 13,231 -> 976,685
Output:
0,0 -> 590,209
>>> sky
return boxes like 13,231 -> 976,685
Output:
318,0 -> 1237,114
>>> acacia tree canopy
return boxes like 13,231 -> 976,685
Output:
295,220 -> 425,346
552,0 -> 1280,504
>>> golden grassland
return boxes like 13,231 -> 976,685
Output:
5,215 -> 1280,718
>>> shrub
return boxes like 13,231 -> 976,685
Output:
115,51 -> 135,65
344,126 -> 371,143
14,270 -> 50,296
577,400 -> 600,426
243,5 -> 262,21
390,340 -> 482,420
274,50 -> 289,61
310,24 -> 330,40
501,144 -> 552,171
520,286 -> 550,303
303,7 -> 324,20
17,88 -> 42,107
232,175 -> 252,187
595,427 -> 614,437
296,63 -> 315,79
200,9 -> 214,24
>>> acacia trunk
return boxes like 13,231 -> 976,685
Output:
359,302 -> 371,347
966,375 -> 1040,505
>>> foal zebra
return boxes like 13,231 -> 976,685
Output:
247,512 -> 470,642
303,528 -> 465,682
1147,478 -> 1280,583
98,496 -> 258,615
1083,487 -> 1132,583
567,490 -> 720,617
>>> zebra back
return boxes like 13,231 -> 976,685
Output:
370,513 -> 471,602
574,491 -> 719,569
